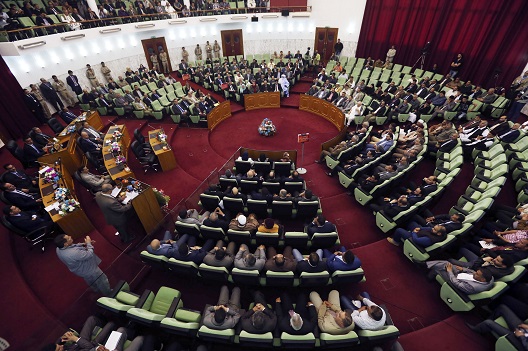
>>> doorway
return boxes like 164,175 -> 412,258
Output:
141,37 -> 172,73
314,27 -> 339,65
221,29 -> 244,58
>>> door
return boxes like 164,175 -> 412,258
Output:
141,37 -> 172,73
314,27 -> 339,65
221,29 -> 244,58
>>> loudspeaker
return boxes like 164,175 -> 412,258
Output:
251,16 -> 258,22
281,9 -> 289,16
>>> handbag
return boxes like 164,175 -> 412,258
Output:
220,83 -> 229,90
182,74 -> 190,81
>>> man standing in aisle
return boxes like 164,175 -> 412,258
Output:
55,234 -> 112,295
95,184 -> 135,243
195,44 -> 203,61
159,49 -> 170,74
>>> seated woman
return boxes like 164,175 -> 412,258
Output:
258,118 -> 276,137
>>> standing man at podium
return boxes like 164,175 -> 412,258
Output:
95,184 -> 135,243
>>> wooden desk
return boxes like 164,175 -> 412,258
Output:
103,125 -> 135,181
299,94 -> 345,130
207,101 -> 232,131
39,165 -> 93,238
119,178 -> 164,234
244,92 -> 281,111
38,134 -> 84,175
148,129 -> 177,171
56,110 -> 104,144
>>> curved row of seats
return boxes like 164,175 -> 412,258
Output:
96,281 -> 400,349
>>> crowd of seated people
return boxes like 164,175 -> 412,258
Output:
1,0 -> 277,40
305,55 -> 510,127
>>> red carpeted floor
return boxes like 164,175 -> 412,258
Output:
1,76 -> 510,350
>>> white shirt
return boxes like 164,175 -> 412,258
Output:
351,297 -> 386,331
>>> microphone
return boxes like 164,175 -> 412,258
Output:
108,119 -> 117,126
35,160 -> 54,167
146,123 -> 157,130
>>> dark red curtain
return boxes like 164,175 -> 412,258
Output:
0,55 -> 40,140
357,0 -> 528,87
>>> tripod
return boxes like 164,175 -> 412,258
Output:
412,52 -> 428,70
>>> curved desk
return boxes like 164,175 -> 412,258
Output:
207,101 -> 232,131
103,125 -> 135,180
39,164 -> 93,238
244,92 -> 281,111
299,94 -> 345,130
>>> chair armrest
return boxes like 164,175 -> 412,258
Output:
165,295 -> 182,318
451,206 -> 469,216
135,289 -> 153,308
436,166 -> 450,174
475,174 -> 491,183
461,195 -> 477,204
109,280 -> 128,299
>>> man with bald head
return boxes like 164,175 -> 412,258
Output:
95,184 -> 134,243
147,230 -> 190,258
79,131 -> 102,155
276,291 -> 317,335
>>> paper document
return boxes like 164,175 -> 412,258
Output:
104,330 -> 123,350
479,240 -> 497,249
39,166 -> 53,174
122,191 -> 140,204
111,186 -> 122,197
456,273 -> 476,282
44,202 -> 60,212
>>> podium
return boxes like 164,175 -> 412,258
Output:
118,178 -> 164,234
148,129 -> 177,171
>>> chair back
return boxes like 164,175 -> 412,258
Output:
246,199 -> 269,219
199,225 -> 225,241
254,161 -> 271,175
222,197 -> 245,214
134,128 -> 146,144
271,201 -> 294,218
274,162 -> 292,177
199,194 -> 220,212
47,118 -> 65,134
235,160 -> 252,175
296,201 -> 320,220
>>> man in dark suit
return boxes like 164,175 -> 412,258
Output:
30,127 -> 52,148
39,78 -> 64,112
307,214 -> 336,238
176,237 -> 214,264
23,136 -> 45,165
23,89 -> 46,123
429,133 -> 459,154
265,246 -> 297,272
3,205 -> 53,232
147,231 -> 187,258
59,107 -> 78,124
1,183 -> 42,211
66,70 -> 83,95
276,292 -> 317,335
409,212 -> 465,234
293,250 -> 327,273
3,164 -> 38,192
79,131 -> 102,155
94,184 -> 134,243
202,208 -> 229,232
241,291 -> 277,334
170,99 -> 190,122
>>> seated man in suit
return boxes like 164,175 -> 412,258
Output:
176,237 -> 214,264
408,212 -> 464,234
79,131 -> 102,155
292,250 -> 327,273
147,231 -> 189,258
203,239 -> 236,268
427,254 -> 515,281
234,244 -> 266,271
272,189 -> 295,202
373,195 -> 409,218
240,291 -> 277,334
3,205 -> 53,233
340,292 -> 386,331
23,136 -> 46,165
427,262 -> 495,295
59,107 -> 79,124
202,208 -> 229,232
309,290 -> 354,335
387,225 -> 447,247
1,182 -> 42,211
307,214 -> 336,238
276,291 -> 317,335
324,247 -> 361,272
3,163 -> 38,193
203,285 -> 242,330
265,246 -> 297,272
78,166 -> 113,192
177,208 -> 210,226
30,127 -> 53,148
